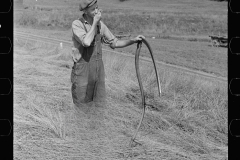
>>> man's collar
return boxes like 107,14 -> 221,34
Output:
81,13 -> 100,28
81,13 -> 88,24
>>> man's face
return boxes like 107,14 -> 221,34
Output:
84,3 -> 99,18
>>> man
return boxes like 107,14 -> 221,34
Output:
71,0 -> 145,107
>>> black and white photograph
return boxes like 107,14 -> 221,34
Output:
14,0 -> 228,159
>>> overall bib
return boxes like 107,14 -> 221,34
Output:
71,19 -> 106,106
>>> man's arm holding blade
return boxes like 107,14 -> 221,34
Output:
112,35 -> 145,48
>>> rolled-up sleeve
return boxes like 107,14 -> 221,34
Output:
72,20 -> 87,47
101,22 -> 118,49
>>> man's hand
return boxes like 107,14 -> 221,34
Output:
93,9 -> 102,24
133,35 -> 145,43
72,48 -> 81,63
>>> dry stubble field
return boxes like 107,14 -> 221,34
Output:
14,0 -> 228,159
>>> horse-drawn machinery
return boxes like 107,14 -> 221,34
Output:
209,35 -> 228,47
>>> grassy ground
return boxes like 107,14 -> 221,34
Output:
14,38 -> 227,160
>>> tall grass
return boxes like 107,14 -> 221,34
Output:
14,7 -> 227,37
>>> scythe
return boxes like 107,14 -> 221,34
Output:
129,38 -> 161,147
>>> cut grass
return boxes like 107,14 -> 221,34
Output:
14,39 -> 227,159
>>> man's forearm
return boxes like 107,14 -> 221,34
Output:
82,22 -> 97,46
114,39 -> 136,48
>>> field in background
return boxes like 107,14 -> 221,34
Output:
15,0 -> 227,38
14,0 -> 228,77
14,36 -> 227,160
19,0 -> 228,13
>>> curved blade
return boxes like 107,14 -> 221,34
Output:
129,38 -> 162,147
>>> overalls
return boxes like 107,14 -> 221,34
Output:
71,18 -> 106,106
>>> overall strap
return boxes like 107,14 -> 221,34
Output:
78,17 -> 103,62
97,22 -> 101,34
79,17 -> 88,32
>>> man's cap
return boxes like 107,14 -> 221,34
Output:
79,0 -> 97,11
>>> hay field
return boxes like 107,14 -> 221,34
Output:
14,37 -> 227,160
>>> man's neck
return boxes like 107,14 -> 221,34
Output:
84,13 -> 93,25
